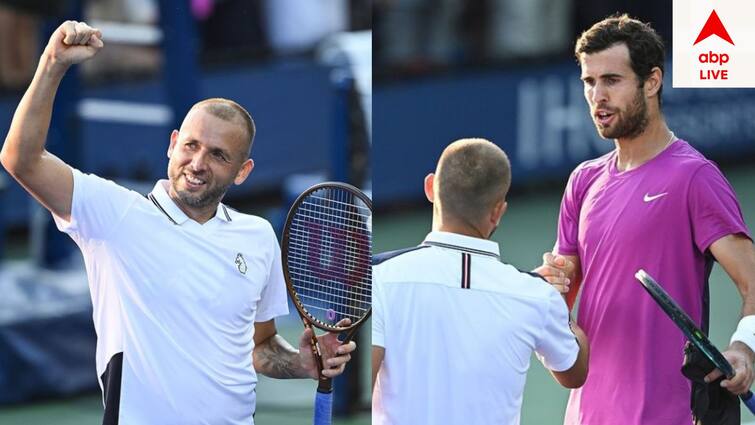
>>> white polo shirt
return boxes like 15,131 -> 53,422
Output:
372,231 -> 579,425
53,169 -> 289,425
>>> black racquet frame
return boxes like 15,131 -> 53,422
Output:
635,269 -> 755,413
280,182 -> 372,424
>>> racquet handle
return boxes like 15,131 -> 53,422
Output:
313,389 -> 333,425
741,391 -> 755,415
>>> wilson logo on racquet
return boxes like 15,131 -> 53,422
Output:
235,253 -> 247,275
304,220 -> 370,286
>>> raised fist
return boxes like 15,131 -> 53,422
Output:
45,21 -> 104,67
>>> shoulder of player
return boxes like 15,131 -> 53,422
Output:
373,245 -> 430,267
566,151 -> 615,192
76,169 -> 143,199
74,171 -> 153,216
507,270 -> 564,308
517,268 -> 549,284
667,141 -> 729,182
220,206 -> 276,232
450,260 -> 557,300
668,139 -> 713,167
489,263 -> 556,297
573,150 -> 615,175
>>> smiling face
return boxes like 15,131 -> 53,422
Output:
580,43 -> 649,140
166,107 -> 253,220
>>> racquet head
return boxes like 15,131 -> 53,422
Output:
281,182 -> 372,337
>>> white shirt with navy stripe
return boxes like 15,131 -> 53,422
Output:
372,231 -> 578,425
53,168 -> 289,425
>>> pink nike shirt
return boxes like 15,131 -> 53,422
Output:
557,139 -> 751,425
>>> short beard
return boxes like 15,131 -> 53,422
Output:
173,181 -> 231,209
598,87 -> 649,140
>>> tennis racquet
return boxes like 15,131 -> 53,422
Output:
635,269 -> 755,414
281,182 -> 372,425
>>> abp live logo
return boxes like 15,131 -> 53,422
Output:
694,10 -> 734,81
672,1 -> 755,88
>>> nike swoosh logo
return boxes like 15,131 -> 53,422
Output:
643,192 -> 668,202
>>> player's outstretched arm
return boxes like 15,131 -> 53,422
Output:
551,321 -> 590,388
0,21 -> 103,221
703,234 -> 755,394
252,319 -> 356,380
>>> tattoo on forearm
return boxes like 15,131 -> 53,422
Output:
253,335 -> 308,379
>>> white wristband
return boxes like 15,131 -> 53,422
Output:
730,315 -> 755,353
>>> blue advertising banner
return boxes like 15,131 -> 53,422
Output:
373,60 -> 755,206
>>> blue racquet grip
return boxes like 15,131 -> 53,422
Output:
741,391 -> 755,415
313,390 -> 333,425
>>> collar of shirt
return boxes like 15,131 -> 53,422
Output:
422,231 -> 500,258
148,180 -> 232,225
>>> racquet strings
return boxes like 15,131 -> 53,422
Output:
287,186 -> 372,328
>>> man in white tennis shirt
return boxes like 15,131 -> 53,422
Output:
371,138 -> 589,425
0,21 -> 355,424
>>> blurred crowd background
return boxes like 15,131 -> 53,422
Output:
373,0 -> 670,80
0,0 -> 371,89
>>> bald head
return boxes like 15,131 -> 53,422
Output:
434,138 -> 511,223
187,98 -> 256,156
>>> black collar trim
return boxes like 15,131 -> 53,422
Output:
148,193 -> 178,225
422,241 -> 499,259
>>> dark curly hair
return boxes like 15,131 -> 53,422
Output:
575,14 -> 666,106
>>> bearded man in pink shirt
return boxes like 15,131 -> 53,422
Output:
537,14 -> 755,424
